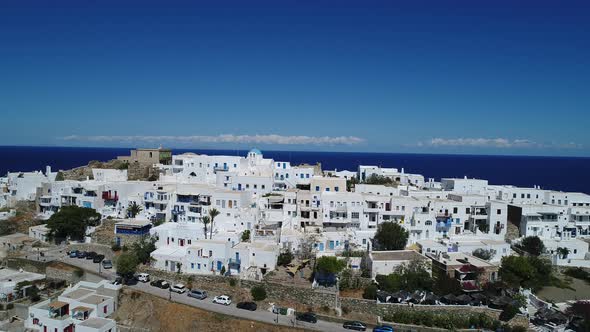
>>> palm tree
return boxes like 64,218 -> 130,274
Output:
127,202 -> 143,218
201,216 -> 210,239
557,247 -> 570,259
208,208 -> 220,240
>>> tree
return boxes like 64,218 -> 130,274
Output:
567,301 -> 590,332
46,206 -> 101,242
373,222 -> 408,251
499,304 -> 519,321
472,248 -> 495,261
277,250 -> 294,266
176,262 -> 183,274
241,230 -> 251,242
315,256 -> 346,274
251,285 -> 267,301
201,216 -> 210,239
363,174 -> 395,185
520,236 -> 545,256
363,284 -> 378,299
499,256 -> 535,289
131,237 -> 156,264
376,259 -> 433,293
556,247 -> 570,259
499,255 -> 553,290
116,252 -> 139,277
208,208 -> 220,240
55,172 -> 65,181
126,202 -> 143,218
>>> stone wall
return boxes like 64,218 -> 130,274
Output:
5,257 -> 49,274
45,262 -> 84,284
138,266 -> 527,328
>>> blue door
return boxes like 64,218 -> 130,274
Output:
319,243 -> 324,251
235,252 -> 240,262
237,184 -> 242,190
217,261 -> 222,271
329,241 -> 335,250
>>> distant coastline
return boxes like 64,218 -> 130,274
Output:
1,145 -> 589,194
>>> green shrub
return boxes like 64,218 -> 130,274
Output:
500,304 -> 519,321
229,278 -> 237,287
251,285 -> 267,301
111,243 -> 121,251
277,250 -> 294,266
362,284 -> 377,299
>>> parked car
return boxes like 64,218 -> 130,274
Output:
93,254 -> 105,263
170,283 -> 186,294
112,277 -> 122,285
236,301 -> 257,311
85,251 -> 97,260
76,251 -> 87,259
68,250 -> 79,258
373,325 -> 394,332
296,312 -> 317,324
212,295 -> 231,305
343,321 -> 367,331
150,280 -> 170,289
136,273 -> 150,283
187,289 -> 208,300
102,260 -> 113,269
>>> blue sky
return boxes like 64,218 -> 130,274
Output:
1,1 -> 589,156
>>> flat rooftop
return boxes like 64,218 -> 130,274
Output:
78,317 -> 114,329
115,219 -> 151,227
80,294 -> 110,305
0,268 -> 45,284
62,288 -> 94,300
369,250 -> 426,261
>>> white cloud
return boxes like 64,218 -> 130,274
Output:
61,134 -> 365,146
422,137 -> 582,149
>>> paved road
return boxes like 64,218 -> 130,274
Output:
60,255 -> 354,332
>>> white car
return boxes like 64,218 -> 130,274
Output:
137,273 -> 150,283
170,283 -> 186,294
213,295 -> 231,305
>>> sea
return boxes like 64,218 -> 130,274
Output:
1,146 -> 589,194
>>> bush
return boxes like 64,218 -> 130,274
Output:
73,268 -> 84,278
229,278 -> 237,287
241,230 -> 251,242
251,285 -> 267,301
500,304 -> 519,321
277,250 -> 294,267
363,284 -> 377,299
220,266 -> 226,276
111,243 -> 121,251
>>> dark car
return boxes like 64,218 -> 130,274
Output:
343,321 -> 367,331
69,250 -> 79,258
102,260 -> 113,269
236,301 -> 257,311
93,254 -> 105,263
296,312 -> 317,324
85,251 -> 97,260
150,279 -> 170,289
373,325 -> 394,332
76,251 -> 87,259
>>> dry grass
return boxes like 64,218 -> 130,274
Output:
115,288 -> 308,332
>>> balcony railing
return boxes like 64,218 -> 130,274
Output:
102,192 -> 119,201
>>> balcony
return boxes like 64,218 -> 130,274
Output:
102,192 -> 119,201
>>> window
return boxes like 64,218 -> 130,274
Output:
261,185 -> 265,189
315,186 -> 320,192
306,174 -> 310,178
335,187 -> 339,192
425,220 -> 432,225
453,207 -> 458,214
497,209 -> 501,215
513,194 -> 517,198
191,263 -> 195,269
527,194 -> 531,199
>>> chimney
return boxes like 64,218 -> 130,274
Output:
46,166 -> 51,175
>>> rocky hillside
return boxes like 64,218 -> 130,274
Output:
59,159 -> 128,181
